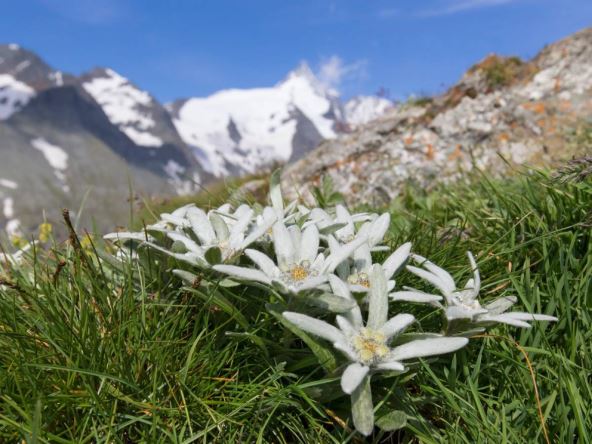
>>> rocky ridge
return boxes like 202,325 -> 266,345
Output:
282,28 -> 592,206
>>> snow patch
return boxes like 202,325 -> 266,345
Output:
31,138 -> 70,192
83,68 -> 163,147
163,160 -> 195,195
49,70 -> 64,86
8,44 -> 20,51
122,127 -> 163,147
0,179 -> 18,189
164,159 -> 185,178
0,74 -> 36,119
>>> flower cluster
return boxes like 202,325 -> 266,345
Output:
104,172 -> 558,436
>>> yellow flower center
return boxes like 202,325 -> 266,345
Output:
290,265 -> 309,281
352,328 -> 389,365
348,272 -> 370,288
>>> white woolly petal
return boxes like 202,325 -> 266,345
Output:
446,305 -> 485,321
311,253 -> 326,270
288,225 -> 302,263
479,314 -> 533,328
170,203 -> 195,217
390,290 -> 442,304
104,231 -> 150,241
166,232 -> 201,253
333,341 -> 358,361
243,212 -> 276,247
300,224 -> 320,264
213,265 -> 272,285
324,235 -> 369,273
209,213 -> 230,241
407,265 -> 455,296
501,312 -> 558,322
283,312 -> 345,343
375,361 -> 405,371
273,222 -> 295,270
352,243 -> 372,274
336,315 -> 357,337
467,252 -> 481,295
410,254 -> 456,295
216,203 -> 232,214
380,314 -> 415,340
297,275 -> 329,291
367,264 -> 388,330
245,249 -> 279,274
143,242 -> 207,267
160,213 -> 190,228
349,284 -> 371,293
329,276 -> 365,328
368,213 -> 390,247
382,242 -> 412,279
329,274 -> 353,300
390,337 -> 468,361
341,363 -> 370,395
188,209 -> 216,245
231,207 -> 253,237
335,205 -> 355,238
484,296 -> 517,314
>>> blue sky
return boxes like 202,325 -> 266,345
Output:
1,0 -> 591,102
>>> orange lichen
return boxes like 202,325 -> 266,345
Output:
426,144 -> 435,160
448,144 -> 464,161
521,101 -> 546,114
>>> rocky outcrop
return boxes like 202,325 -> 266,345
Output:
282,28 -> 592,206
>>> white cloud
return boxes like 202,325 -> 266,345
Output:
419,0 -> 517,17
316,56 -> 367,92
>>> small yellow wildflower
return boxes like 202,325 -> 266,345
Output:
38,222 -> 53,243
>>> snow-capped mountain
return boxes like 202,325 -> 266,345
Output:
344,95 -> 393,127
169,63 -> 372,177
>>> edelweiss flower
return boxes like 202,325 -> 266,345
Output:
283,265 -> 468,435
404,252 -> 558,328
105,204 -> 276,267
338,241 -> 415,294
214,222 -> 368,294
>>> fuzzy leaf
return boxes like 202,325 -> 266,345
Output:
376,410 -> 407,432
205,247 -> 222,264
304,293 -> 357,313
351,375 -> 374,436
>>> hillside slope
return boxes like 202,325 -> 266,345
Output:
282,28 -> 592,205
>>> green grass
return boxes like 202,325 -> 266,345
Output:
1,169 -> 590,443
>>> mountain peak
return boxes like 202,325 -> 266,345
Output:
279,62 -> 330,96
0,44 -> 71,91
